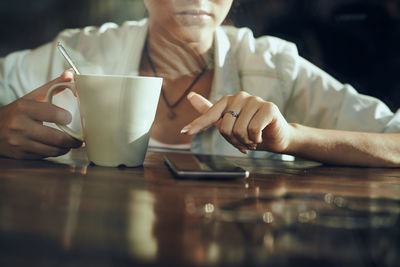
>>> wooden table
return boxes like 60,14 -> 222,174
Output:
0,148 -> 399,267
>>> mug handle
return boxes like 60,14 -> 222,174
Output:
45,82 -> 84,141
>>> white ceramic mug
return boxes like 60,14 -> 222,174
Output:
46,74 -> 162,167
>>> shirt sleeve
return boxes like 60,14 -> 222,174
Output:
0,43 -> 57,106
0,27 -> 85,107
281,50 -> 400,133
0,21 -> 134,107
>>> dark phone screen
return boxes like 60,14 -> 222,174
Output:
164,153 -> 249,179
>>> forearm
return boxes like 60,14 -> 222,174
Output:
284,123 -> 400,167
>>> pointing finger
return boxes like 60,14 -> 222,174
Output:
187,92 -> 212,114
181,95 -> 230,135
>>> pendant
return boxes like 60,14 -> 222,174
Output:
168,109 -> 177,119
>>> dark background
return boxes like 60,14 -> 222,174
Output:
1,0 -> 399,110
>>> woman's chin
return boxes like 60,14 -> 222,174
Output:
178,30 -> 212,48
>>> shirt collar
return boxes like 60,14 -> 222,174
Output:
209,26 -> 242,103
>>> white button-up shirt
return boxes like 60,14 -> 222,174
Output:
1,19 -> 399,158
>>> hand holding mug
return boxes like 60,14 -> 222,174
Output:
0,70 -> 82,159
46,74 -> 162,167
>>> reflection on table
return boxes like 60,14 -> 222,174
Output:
0,148 -> 399,267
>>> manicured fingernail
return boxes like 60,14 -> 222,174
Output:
180,126 -> 191,134
187,92 -> 195,99
63,70 -> 74,79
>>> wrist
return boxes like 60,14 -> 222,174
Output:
282,123 -> 303,154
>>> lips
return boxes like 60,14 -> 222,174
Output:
174,8 -> 214,26
176,10 -> 212,17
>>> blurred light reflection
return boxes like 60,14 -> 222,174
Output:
186,192 -> 400,229
127,190 -> 157,262
62,182 -> 82,249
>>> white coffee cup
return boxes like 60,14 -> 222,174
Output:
46,74 -> 162,167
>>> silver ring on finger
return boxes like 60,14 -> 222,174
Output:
222,110 -> 239,119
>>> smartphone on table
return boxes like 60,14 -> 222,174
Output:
164,153 -> 249,179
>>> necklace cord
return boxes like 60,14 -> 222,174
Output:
144,36 -> 213,110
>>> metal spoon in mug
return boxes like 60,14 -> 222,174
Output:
57,41 -> 81,75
